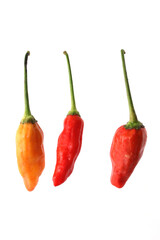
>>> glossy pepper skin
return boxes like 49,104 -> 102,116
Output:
110,126 -> 147,188
16,52 -> 45,191
53,51 -> 84,186
110,50 -> 147,188
53,115 -> 84,186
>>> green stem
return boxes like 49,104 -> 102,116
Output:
63,51 -> 80,116
24,51 -> 31,116
21,51 -> 36,124
121,49 -> 143,129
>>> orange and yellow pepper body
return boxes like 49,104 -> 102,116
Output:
16,122 -> 45,191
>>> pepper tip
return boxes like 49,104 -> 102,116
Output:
63,51 -> 68,56
121,49 -> 126,54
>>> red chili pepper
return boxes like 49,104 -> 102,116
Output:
53,51 -> 84,186
110,50 -> 147,188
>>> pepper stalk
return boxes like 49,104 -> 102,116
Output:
121,49 -> 143,129
21,51 -> 36,124
63,51 -> 80,116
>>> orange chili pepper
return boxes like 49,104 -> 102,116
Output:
16,51 -> 45,191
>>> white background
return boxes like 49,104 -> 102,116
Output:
0,0 -> 159,239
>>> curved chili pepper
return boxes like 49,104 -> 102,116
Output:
110,50 -> 147,188
16,52 -> 45,191
53,51 -> 84,186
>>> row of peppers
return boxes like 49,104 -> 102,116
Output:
16,50 -> 147,191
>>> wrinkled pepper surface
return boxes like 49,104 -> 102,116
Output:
16,52 -> 45,191
110,50 -> 147,188
53,51 -> 84,186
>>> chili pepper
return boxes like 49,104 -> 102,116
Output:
110,50 -> 147,188
53,51 -> 84,186
16,51 -> 45,191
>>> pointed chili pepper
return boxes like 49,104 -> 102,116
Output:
53,51 -> 84,187
110,50 -> 147,188
16,51 -> 45,191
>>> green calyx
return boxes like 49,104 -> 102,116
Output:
21,115 -> 36,124
21,51 -> 37,124
63,51 -> 80,116
125,121 -> 144,129
121,49 -> 144,130
67,110 -> 80,116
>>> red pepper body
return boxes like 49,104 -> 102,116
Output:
53,115 -> 84,186
110,125 -> 147,188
